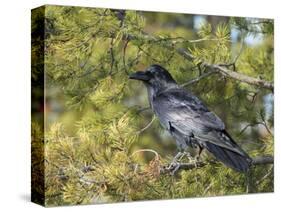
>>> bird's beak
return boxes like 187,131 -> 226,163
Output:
129,71 -> 150,81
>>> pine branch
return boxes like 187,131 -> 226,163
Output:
137,116 -> 156,134
181,70 -> 217,87
204,64 -> 274,91
127,33 -> 274,91
161,155 -> 274,173
177,47 -> 274,91
252,155 -> 274,165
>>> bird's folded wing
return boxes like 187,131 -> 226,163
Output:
153,89 -> 225,132
153,89 -> 247,156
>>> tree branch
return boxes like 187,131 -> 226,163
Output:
204,64 -> 274,91
127,33 -> 274,91
252,156 -> 274,165
176,47 -> 274,91
181,70 -> 217,87
161,155 -> 273,173
137,116 -> 156,134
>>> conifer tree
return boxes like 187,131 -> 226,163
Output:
32,6 -> 274,206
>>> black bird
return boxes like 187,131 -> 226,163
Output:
129,64 -> 252,172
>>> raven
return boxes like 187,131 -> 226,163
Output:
129,64 -> 252,172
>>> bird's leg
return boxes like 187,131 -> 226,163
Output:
166,142 -> 202,174
174,151 -> 187,161
186,152 -> 198,168
195,145 -> 203,162
167,151 -> 194,175
165,151 -> 187,175
167,152 -> 184,170
170,163 -> 181,175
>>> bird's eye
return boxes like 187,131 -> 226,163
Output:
146,71 -> 153,78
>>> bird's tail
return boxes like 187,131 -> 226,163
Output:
204,141 -> 252,172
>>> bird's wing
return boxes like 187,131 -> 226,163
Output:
153,88 -> 225,132
152,88 -> 247,155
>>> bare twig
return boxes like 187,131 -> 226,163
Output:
256,165 -> 273,185
64,32 -> 96,51
246,170 -> 252,193
181,71 -> 217,87
131,148 -> 160,160
249,20 -> 273,25
122,39 -> 130,74
109,37 -> 115,75
150,36 -> 223,45
76,63 -> 103,78
127,49 -> 142,68
259,111 -> 273,135
239,122 -> 267,136
137,106 -> 151,113
138,46 -> 162,63
233,35 -> 245,65
203,182 -> 214,195
137,116 -> 156,134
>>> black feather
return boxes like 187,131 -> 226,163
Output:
204,141 -> 252,172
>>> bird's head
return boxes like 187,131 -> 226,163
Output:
129,65 -> 177,91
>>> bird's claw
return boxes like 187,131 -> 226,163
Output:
164,151 -> 200,174
165,152 -> 189,175
165,161 -> 181,175
170,162 -> 181,175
